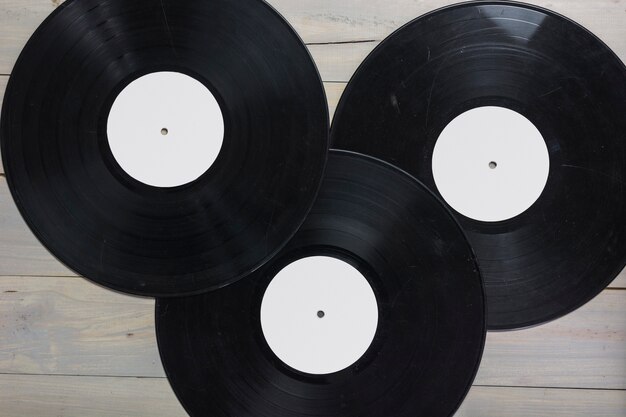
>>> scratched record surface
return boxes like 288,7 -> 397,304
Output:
156,150 -> 485,417
0,0 -> 329,296
331,2 -> 626,329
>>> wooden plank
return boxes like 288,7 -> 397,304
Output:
0,75 -> 6,173
457,385 -> 626,417
309,42 -> 376,82
0,75 -> 6,109
0,178 -> 76,276
0,0 -> 61,75
0,276 -> 164,377
475,289 -> 626,390
0,2 -> 624,415
1,0 -> 626,74
4,178 -> 625,286
0,374 -> 624,417
274,0 -> 626,49
614,267 -> 626,288
1,274 -> 625,389
0,374 -> 186,417
324,81 -> 345,120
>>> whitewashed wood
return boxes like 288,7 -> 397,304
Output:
614,267 -> 626,288
475,289 -> 626,390
1,275 -> 625,389
4,159 -> 625,285
309,42 -> 376,82
274,0 -> 626,50
0,178 -> 76,276
1,0 -> 626,74
324,81 -> 345,120
0,75 -> 6,174
0,374 -> 624,417
0,2 -> 625,413
457,385 -> 626,417
0,374 -> 187,417
0,276 -> 163,377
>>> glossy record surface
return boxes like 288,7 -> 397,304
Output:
156,150 -> 486,417
0,0 -> 329,296
331,1 -> 626,329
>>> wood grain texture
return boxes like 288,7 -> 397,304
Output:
615,268 -> 626,288
4,171 -> 624,286
0,374 -> 186,417
0,178 -> 76,276
0,374 -> 624,417
0,75 -> 6,173
309,42 -> 376,82
475,289 -> 626,390
1,275 -> 625,390
324,81 -> 345,120
0,276 -> 163,377
274,0 -> 626,49
457,385 -> 626,417
1,0 -> 626,74
1,1 -> 626,415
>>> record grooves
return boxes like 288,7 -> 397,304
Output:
1,0 -> 329,296
2,0 -> 624,415
330,1 -> 626,330
156,150 -> 486,417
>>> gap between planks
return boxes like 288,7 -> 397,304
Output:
1,370 -> 626,394
1,0 -> 626,73
0,164 -> 625,282
0,276 -> 625,389
1,2 -> 625,415
0,374 -> 624,417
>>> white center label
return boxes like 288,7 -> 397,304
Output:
107,72 -> 224,188
432,106 -> 550,222
260,256 -> 379,375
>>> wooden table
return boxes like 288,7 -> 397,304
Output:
0,1 -> 625,415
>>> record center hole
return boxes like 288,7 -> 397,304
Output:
489,161 -> 498,169
317,310 -> 325,319
161,128 -> 169,136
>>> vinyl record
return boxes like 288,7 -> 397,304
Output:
331,2 -> 626,329
156,150 -> 485,417
1,0 -> 329,296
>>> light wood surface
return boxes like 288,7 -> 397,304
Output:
1,276 -> 625,388
2,177 -> 625,284
476,289 -> 626,390
0,374 -> 624,417
458,385 -> 626,417
615,268 -> 626,288
1,0 -> 626,74
0,276 -> 161,378
1,0 -> 625,415
0,179 -> 76,276
0,374 -> 187,417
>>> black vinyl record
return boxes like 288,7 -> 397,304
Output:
1,0 -> 329,296
156,150 -> 485,417
331,2 -> 626,329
